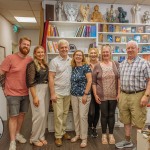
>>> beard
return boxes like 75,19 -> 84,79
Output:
19,46 -> 30,55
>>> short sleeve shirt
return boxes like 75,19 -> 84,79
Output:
0,53 -> 32,96
71,64 -> 91,96
49,55 -> 72,96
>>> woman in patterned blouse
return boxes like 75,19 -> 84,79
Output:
70,50 -> 92,148
92,45 -> 119,145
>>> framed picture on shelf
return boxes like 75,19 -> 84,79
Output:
107,34 -> 113,42
134,35 -> 141,43
126,27 -> 131,33
115,36 -> 121,42
145,26 -> 150,33
127,36 -> 133,42
121,36 -> 126,43
137,26 -> 144,33
122,26 -> 127,32
131,27 -> 136,33
141,35 -> 148,43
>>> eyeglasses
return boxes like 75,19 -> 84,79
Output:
75,54 -> 83,57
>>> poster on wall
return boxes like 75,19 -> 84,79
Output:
0,46 -> 5,64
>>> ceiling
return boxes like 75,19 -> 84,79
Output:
0,0 -> 150,30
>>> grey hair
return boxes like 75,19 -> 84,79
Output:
126,40 -> 138,48
58,39 -> 69,49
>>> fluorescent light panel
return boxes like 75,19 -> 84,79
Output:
14,17 -> 37,23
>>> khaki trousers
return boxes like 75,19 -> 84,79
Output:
71,95 -> 91,140
29,84 -> 49,142
52,94 -> 70,138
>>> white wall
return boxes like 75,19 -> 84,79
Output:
0,15 -> 18,120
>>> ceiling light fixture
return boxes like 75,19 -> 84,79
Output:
14,17 -> 37,23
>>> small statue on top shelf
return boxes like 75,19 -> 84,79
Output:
64,3 -> 79,21
106,5 -> 116,22
91,5 -> 105,22
143,11 -> 150,24
80,4 -> 90,22
131,4 -> 141,23
55,0 -> 63,21
118,7 -> 129,23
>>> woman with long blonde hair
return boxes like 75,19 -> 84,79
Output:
26,46 -> 49,147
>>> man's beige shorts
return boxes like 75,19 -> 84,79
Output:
118,91 -> 147,129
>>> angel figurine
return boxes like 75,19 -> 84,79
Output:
80,4 -> 90,22
64,3 -> 78,21
55,0 -> 63,21
143,11 -> 150,24
131,4 -> 141,23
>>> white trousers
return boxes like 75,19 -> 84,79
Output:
29,84 -> 49,142
71,95 -> 91,140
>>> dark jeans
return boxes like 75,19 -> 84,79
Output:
100,100 -> 117,134
88,92 -> 100,128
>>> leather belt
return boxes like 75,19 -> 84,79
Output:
121,89 -> 145,94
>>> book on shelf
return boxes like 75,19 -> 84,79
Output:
121,36 -> 127,43
115,36 -> 121,42
47,41 -> 58,53
107,34 -> 113,42
99,34 -> 103,42
137,26 -> 144,33
47,41 -> 55,53
127,36 -> 133,42
98,24 -> 103,32
119,56 -> 126,63
134,35 -> 141,43
90,25 -> 96,37
145,26 -> 150,33
131,27 -> 136,33
141,35 -> 149,43
141,46 -> 150,53
47,24 -> 59,37
122,26 -> 127,32
115,25 -> 121,32
108,24 -> 114,32
112,56 -> 119,62
126,27 -> 131,33
142,55 -> 150,61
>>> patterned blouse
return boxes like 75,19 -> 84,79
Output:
71,64 -> 91,96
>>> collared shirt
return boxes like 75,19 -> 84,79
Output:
119,56 -> 150,92
49,55 -> 72,96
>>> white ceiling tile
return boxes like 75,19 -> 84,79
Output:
29,1 -> 42,11
0,1 -> 31,10
9,10 -> 34,17
33,11 -> 40,18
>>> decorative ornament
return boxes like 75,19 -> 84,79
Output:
64,3 -> 79,21
106,5 -> 116,23
143,11 -> 150,24
131,4 -> 141,23
91,5 -> 105,22
80,4 -> 90,22
118,7 -> 129,23
55,0 -> 63,21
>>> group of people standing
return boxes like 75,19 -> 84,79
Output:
0,37 -> 150,150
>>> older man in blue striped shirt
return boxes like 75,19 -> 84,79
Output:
116,40 -> 150,149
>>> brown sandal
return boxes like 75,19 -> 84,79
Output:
102,134 -> 108,144
80,139 -> 87,148
40,139 -> 48,145
71,136 -> 80,143
109,134 -> 115,144
30,140 -> 43,147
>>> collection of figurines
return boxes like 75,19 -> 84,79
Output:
55,1 -> 149,24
